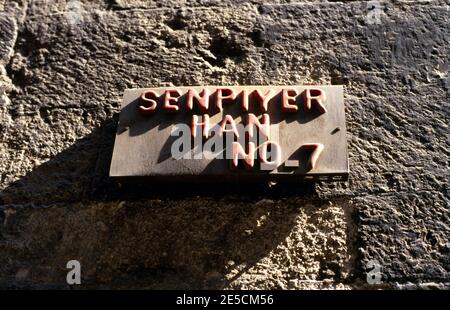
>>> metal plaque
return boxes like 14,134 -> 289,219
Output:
110,85 -> 349,182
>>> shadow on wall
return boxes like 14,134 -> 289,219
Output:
0,116 -> 318,204
0,117 -> 326,289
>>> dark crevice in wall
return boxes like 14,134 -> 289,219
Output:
166,12 -> 188,31
207,36 -> 248,66
104,0 -> 153,11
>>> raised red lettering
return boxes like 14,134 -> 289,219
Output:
216,88 -> 237,112
281,89 -> 298,112
139,90 -> 158,114
187,89 -> 210,112
163,89 -> 181,112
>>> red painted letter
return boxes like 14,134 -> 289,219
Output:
163,89 -> 181,112
303,88 -> 327,114
220,114 -> 240,138
259,141 -> 282,170
139,90 -> 158,114
231,142 -> 255,169
216,88 -> 237,112
254,89 -> 276,112
187,88 -> 210,112
241,89 -> 250,111
302,143 -> 324,170
247,113 -> 270,140
281,89 -> 298,112
191,115 -> 210,138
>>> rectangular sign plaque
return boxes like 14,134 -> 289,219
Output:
110,85 -> 349,182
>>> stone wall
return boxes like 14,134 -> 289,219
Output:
0,0 -> 448,289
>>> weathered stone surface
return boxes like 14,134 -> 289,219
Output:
0,199 -> 355,289
0,0 -> 448,289
0,16 -> 16,66
357,192 -> 449,282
